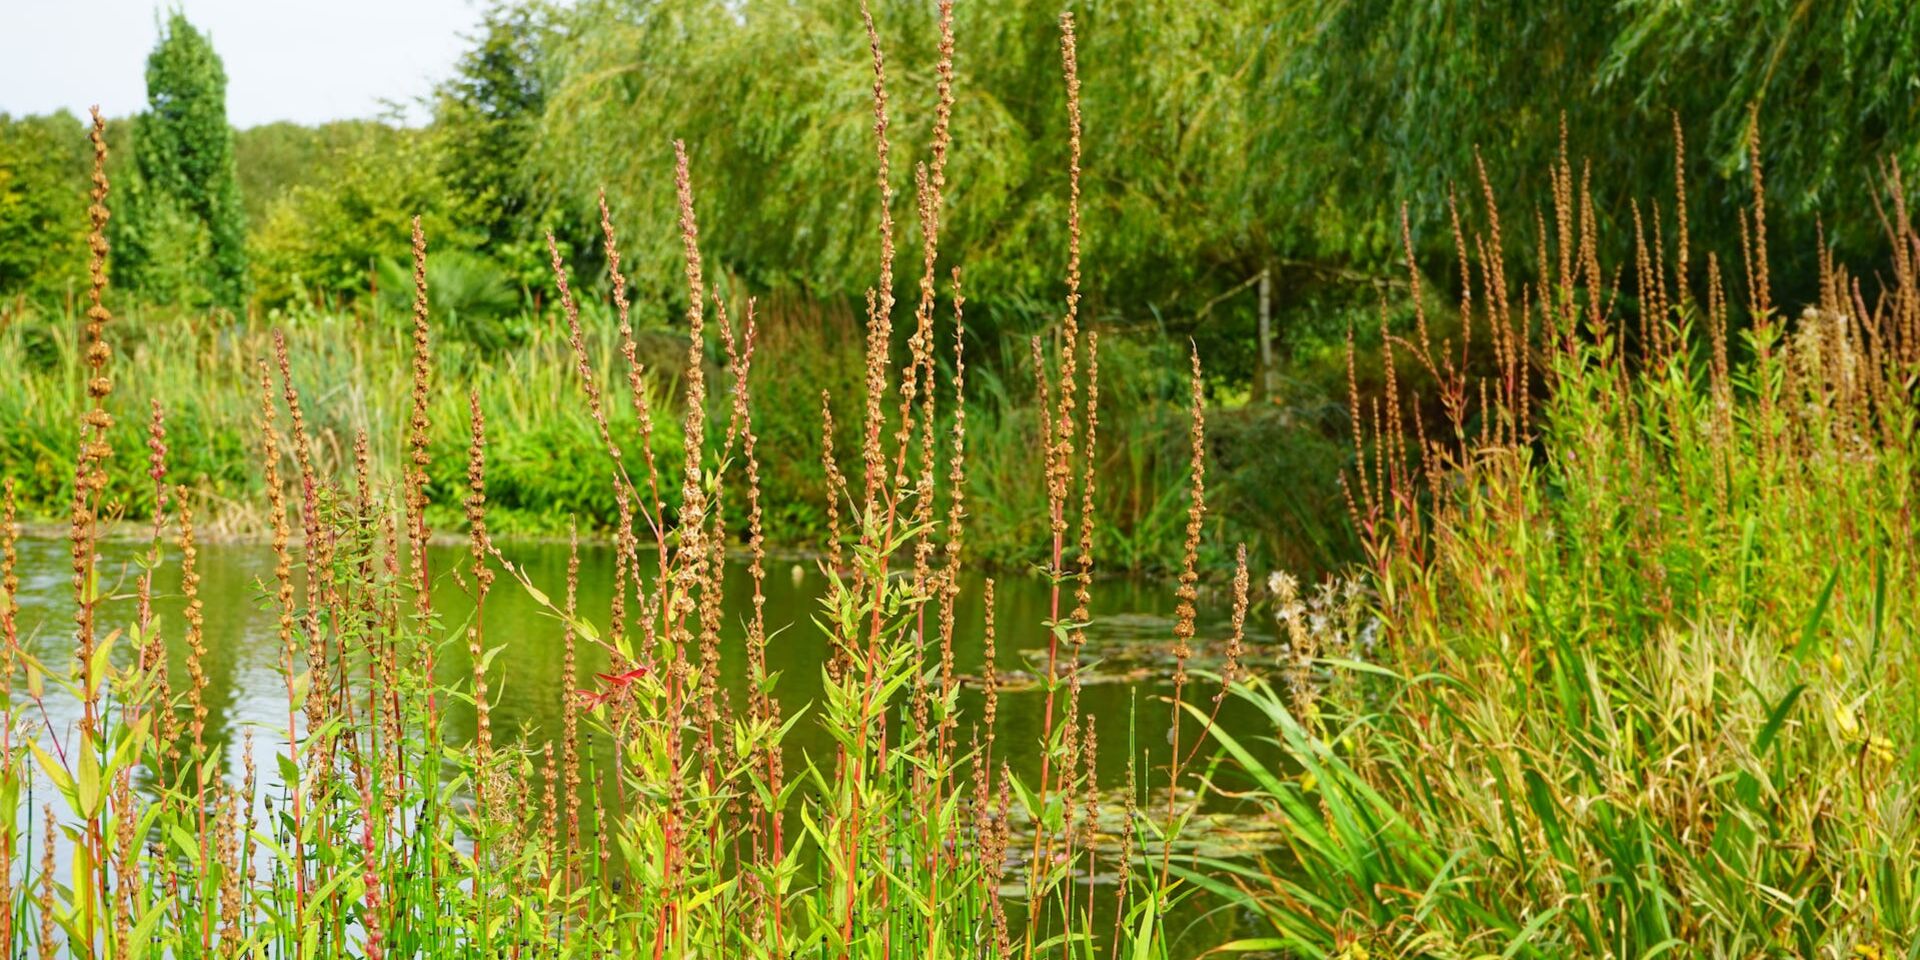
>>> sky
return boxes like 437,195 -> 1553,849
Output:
0,0 -> 490,128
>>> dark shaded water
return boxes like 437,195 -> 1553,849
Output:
12,537 -> 1264,785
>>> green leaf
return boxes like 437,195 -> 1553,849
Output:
1792,565 -> 1841,661
128,895 -> 176,960
1211,939 -> 1292,953
77,735 -> 102,819
88,627 -> 121,699
1754,684 -> 1804,756
27,740 -> 74,801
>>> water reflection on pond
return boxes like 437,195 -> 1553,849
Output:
10,534 -> 1287,953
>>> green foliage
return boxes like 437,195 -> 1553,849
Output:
0,307 -> 670,538
434,3 -> 561,289
248,122 -> 478,312
1272,0 -> 1920,290
234,120 -> 396,226
0,112 -> 89,301
536,0 -> 1277,347
118,12 -> 249,309
0,294 -> 1297,574
374,250 -> 523,352
1210,162 -> 1920,957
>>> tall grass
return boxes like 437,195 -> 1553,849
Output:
0,10 -> 1247,960
0,259 -> 1316,574
0,293 -> 687,538
1201,128 -> 1920,957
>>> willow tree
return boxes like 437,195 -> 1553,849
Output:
1260,0 -> 1920,301
533,0 -> 1280,345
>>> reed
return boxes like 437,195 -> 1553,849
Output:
1198,121 -> 1920,960
0,10 -> 1300,960
0,481 -> 14,956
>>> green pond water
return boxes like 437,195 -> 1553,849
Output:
8,535 -> 1281,951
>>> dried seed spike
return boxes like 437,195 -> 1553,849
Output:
737,302 -> 767,683
1342,320 -> 1375,529
1110,750 -> 1138,954
945,269 -> 969,576
1554,115 -> 1574,330
406,217 -> 434,614
601,192 -> 670,553
610,476 -> 632,658
1060,11 -> 1084,329
939,272 -> 971,747
1672,111 -> 1691,300
136,402 -> 173,750
1472,148 -> 1513,337
1578,158 -> 1606,344
859,0 -> 899,516
259,356 -> 309,920
981,577 -> 998,764
930,0 -> 957,194
895,163 -> 937,504
665,139 -> 711,905
541,739 -> 558,864
1219,544 -> 1249,699
37,805 -> 56,960
1401,203 -> 1435,366
986,771 -> 1012,958
861,1 -> 896,320
562,518 -> 582,889
821,391 -> 848,578
465,390 -> 494,774
274,331 -> 335,771
672,140 -> 711,568
1445,186 -> 1472,408
546,231 -> 634,503
1078,714 -> 1101,908
1054,11 -> 1085,510
1,480 -> 16,689
1747,103 -> 1771,324
1377,296 -> 1407,512
1161,342 -> 1207,888
1632,199 -> 1653,361
110,764 -> 135,949
71,108 -> 115,777
179,486 -> 207,765
1030,335 -> 1059,549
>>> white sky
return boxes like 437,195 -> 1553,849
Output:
0,0 -> 490,127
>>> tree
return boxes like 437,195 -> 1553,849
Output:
249,122 -> 480,312
235,120 -> 392,227
435,2 -> 556,285
0,112 -> 89,301
536,0 -> 1276,351
1258,0 -> 1920,301
119,12 -> 248,309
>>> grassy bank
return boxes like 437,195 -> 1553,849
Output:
0,291 -> 1354,576
1199,143 -> 1920,956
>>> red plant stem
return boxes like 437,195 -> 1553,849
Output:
843,489 -> 905,958
1024,526 -> 1065,960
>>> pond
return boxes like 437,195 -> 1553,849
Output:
7,534 -> 1285,952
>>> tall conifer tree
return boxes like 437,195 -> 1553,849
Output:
121,12 -> 247,308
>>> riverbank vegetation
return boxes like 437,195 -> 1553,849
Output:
4,1 -> 1920,958
1200,131 -> 1920,956
9,1 -> 1919,574
0,11 -> 1258,957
